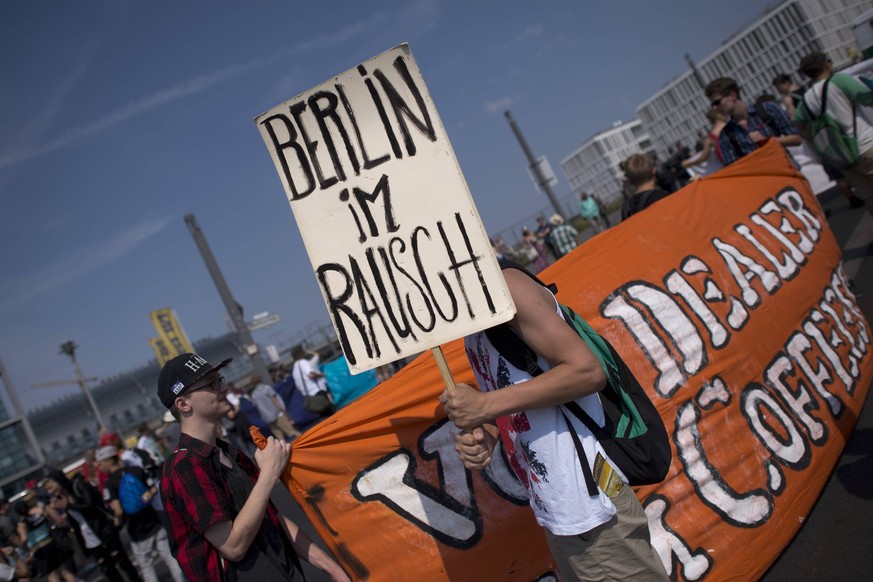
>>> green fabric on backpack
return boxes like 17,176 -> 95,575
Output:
807,77 -> 860,170
559,304 -> 648,439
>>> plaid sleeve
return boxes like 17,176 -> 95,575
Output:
761,102 -> 798,136
165,451 -> 234,534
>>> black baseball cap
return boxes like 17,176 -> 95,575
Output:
157,353 -> 232,409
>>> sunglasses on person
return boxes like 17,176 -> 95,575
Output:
190,375 -> 225,394
710,98 -> 724,108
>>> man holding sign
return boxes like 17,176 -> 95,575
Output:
441,269 -> 668,581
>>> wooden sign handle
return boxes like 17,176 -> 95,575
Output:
431,346 -> 455,391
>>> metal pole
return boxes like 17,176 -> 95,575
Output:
59,341 -> 108,430
503,109 -> 563,216
685,53 -> 708,91
184,214 -> 272,385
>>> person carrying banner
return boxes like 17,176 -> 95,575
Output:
440,268 -> 668,581
704,76 -> 801,165
156,353 -> 348,582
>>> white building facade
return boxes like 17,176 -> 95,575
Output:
637,0 -> 873,158
560,120 -> 654,205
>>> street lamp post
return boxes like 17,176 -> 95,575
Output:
59,341 -> 107,430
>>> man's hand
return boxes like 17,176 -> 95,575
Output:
254,437 -> 290,481
440,383 -> 491,431
455,425 -> 498,470
748,129 -> 766,143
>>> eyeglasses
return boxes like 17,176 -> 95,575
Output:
190,375 -> 225,394
710,98 -> 723,108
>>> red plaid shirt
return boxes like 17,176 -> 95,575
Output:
160,433 -> 284,581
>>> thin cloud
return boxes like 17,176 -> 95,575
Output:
0,0 -> 440,171
484,96 -> 512,114
516,24 -> 545,42
1,217 -> 172,310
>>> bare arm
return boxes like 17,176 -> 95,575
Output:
442,269 -> 606,430
774,133 -> 802,147
278,515 -> 349,581
109,498 -> 124,526
682,138 -> 714,167
204,438 -> 289,562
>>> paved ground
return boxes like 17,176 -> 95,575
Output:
80,189 -> 873,582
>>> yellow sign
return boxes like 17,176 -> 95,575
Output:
148,336 -> 172,366
149,308 -> 194,359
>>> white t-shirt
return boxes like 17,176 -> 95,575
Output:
251,383 -> 282,423
68,509 -> 102,549
293,356 -> 326,397
464,294 -> 619,536
798,74 -> 873,153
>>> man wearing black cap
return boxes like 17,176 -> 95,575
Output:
157,353 -> 348,582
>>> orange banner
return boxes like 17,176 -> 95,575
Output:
265,141 -> 871,581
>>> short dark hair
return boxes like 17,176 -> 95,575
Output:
772,74 -> 792,86
623,154 -> 654,187
798,52 -> 830,79
705,77 -> 740,99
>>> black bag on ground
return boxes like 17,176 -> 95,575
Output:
485,263 -> 672,495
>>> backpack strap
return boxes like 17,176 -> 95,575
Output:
483,270 -> 606,497
559,408 -> 599,496
805,77 -> 858,154
806,77 -> 832,121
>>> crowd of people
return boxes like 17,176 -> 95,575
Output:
1,348 -> 342,582
3,48 -> 871,582
619,50 -> 873,221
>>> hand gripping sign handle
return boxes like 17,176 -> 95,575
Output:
431,346 -> 455,391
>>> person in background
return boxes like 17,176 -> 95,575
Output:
224,387 -> 257,456
794,51 -> 873,211
157,353 -> 348,581
534,215 -> 558,263
14,491 -> 76,582
250,373 -> 301,442
578,192 -> 607,234
0,534 -> 31,582
682,109 -> 728,178
77,449 -> 100,487
704,76 -> 801,165
97,447 -> 183,582
154,410 -> 182,457
291,347 -> 336,418
136,424 -> 164,464
621,154 -> 673,220
43,470 -> 141,582
521,226 -> 548,272
772,73 -> 806,118
546,214 -> 580,259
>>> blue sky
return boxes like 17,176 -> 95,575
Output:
0,0 -> 774,412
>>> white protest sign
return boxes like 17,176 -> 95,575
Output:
255,44 -> 515,373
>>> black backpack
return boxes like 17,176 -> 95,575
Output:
485,264 -> 672,495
